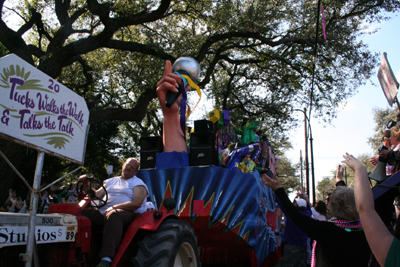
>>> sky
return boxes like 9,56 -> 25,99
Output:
286,13 -> 400,197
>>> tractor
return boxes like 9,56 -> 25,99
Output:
0,176 -> 201,267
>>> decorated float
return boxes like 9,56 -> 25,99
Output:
138,109 -> 282,266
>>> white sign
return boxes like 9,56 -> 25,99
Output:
377,52 -> 399,107
0,225 -> 76,248
0,54 -> 89,164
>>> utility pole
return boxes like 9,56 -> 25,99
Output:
304,108 -> 310,197
300,150 -> 303,189
310,131 -> 316,205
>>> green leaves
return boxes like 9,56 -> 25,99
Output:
276,155 -> 301,193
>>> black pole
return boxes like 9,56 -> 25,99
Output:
305,0 -> 321,205
300,150 -> 303,189
309,129 -> 316,205
304,108 -> 310,197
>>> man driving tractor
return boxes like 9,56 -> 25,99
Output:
79,157 -> 149,267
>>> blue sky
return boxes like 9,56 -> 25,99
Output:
286,13 -> 400,194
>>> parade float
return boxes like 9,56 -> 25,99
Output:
0,54 -> 282,266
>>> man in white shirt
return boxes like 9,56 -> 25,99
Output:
79,157 -> 149,267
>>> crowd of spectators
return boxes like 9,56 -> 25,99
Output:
0,182 -> 79,214
266,112 -> 400,267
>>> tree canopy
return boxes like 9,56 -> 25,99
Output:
276,155 -> 301,194
2,0 -> 398,126
1,0 -> 400,201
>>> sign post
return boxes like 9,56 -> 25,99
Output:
0,54 -> 90,266
377,52 -> 400,110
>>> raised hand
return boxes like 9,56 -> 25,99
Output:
336,164 -> 344,182
341,153 -> 365,172
156,60 -> 184,115
261,173 -> 283,191
369,155 -> 378,166
10,195 -> 17,206
155,60 -> 189,153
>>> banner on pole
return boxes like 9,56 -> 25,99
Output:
377,52 -> 399,107
0,54 -> 89,164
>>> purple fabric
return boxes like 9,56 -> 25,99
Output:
283,204 -> 311,247
223,109 -> 230,126
175,72 -> 188,140
225,145 -> 253,171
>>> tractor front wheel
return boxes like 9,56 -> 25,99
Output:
132,218 -> 200,267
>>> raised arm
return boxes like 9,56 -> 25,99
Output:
336,164 -> 346,186
342,153 -> 394,266
156,60 -> 188,153
261,174 -> 330,240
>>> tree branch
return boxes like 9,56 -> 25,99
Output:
88,87 -> 157,124
105,40 -> 175,61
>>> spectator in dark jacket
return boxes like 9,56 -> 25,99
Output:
262,173 -> 371,267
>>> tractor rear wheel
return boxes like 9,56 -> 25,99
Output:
132,218 -> 200,267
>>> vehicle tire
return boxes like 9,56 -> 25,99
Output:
132,218 -> 200,267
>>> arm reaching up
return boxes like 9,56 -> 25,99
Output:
156,60 -> 188,153
342,153 -> 394,266
336,164 -> 347,186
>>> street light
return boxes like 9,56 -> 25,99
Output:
294,108 -> 316,205
106,165 -> 113,178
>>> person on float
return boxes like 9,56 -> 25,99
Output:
238,153 -> 256,173
378,126 -> 400,176
234,117 -> 260,145
369,129 -> 391,167
261,172 -> 371,266
224,143 -> 260,171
